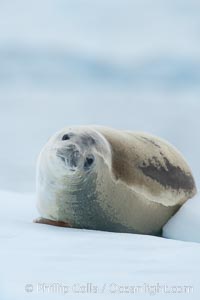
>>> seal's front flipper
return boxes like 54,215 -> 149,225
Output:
33,217 -> 72,228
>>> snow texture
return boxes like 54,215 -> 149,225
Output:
163,194 -> 200,243
1,190 -> 200,300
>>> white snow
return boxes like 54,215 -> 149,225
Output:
163,194 -> 200,243
1,190 -> 200,300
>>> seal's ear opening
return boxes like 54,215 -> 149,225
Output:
84,155 -> 95,169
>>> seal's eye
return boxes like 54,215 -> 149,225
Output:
62,134 -> 70,141
84,156 -> 94,169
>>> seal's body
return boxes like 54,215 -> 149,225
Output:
36,126 -> 196,235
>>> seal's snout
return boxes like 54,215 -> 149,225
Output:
57,144 -> 81,171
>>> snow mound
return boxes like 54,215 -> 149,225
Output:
163,194 -> 200,243
1,190 -> 200,299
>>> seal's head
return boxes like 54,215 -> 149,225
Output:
56,132 -> 95,173
37,126 -> 111,181
37,126 -> 116,229
36,126 -> 112,226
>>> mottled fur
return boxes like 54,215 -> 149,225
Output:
94,127 -> 196,206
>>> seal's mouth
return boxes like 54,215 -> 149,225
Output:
56,144 -> 95,172
56,144 -> 81,171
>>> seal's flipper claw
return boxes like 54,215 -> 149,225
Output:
33,217 -> 72,228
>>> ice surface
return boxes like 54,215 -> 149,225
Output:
163,194 -> 200,243
1,190 -> 200,300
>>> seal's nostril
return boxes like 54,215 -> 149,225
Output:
59,156 -> 65,163
66,144 -> 76,151
62,134 -> 70,141
84,156 -> 94,169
